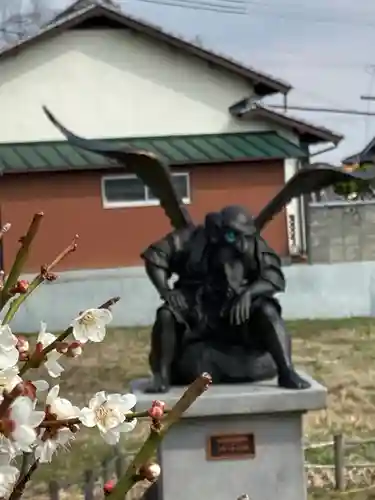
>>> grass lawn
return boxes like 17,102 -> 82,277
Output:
20,317 -> 375,499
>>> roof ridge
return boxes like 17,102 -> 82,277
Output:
51,0 -> 121,21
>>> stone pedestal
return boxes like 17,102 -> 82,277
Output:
130,372 -> 326,500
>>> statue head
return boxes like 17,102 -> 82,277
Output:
204,212 -> 222,243
219,205 -> 257,252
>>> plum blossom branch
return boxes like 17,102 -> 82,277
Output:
108,373 -> 212,500
8,459 -> 39,500
2,235 -> 79,325
18,296 -> 120,377
38,409 -> 164,429
0,213 -> 44,310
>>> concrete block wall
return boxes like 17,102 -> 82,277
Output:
309,201 -> 375,264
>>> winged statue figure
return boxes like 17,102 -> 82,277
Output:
43,106 -> 375,393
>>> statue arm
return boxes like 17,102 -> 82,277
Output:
247,249 -> 286,298
144,261 -> 170,298
141,228 -> 191,297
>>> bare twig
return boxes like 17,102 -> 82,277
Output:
2,235 -> 79,325
108,373 -> 212,500
19,452 -> 33,477
8,459 -> 39,500
0,213 -> 43,310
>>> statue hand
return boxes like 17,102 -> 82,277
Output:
229,289 -> 252,326
163,289 -> 188,313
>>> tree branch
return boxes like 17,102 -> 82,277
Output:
108,373 -> 212,500
2,236 -> 78,325
8,459 -> 39,500
0,213 -> 43,310
38,409 -> 163,429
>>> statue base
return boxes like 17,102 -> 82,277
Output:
130,371 -> 326,500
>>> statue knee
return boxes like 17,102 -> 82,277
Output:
156,306 -> 175,327
260,302 -> 280,322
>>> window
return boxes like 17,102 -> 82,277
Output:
101,172 -> 191,208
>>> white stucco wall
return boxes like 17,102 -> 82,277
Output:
0,28 -> 298,142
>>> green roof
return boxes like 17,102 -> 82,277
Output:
0,131 -> 307,173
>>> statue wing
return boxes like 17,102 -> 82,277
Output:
42,106 -> 192,231
254,162 -> 375,232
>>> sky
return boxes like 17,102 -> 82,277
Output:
4,0 -> 375,164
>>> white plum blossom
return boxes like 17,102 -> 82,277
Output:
0,300 -> 140,498
0,325 -> 19,370
0,439 -> 20,463
71,308 -> 113,343
45,385 -> 80,421
80,391 -> 137,444
0,367 -> 22,393
35,385 -> 80,463
32,380 -> 50,395
0,453 -> 19,499
37,322 -> 64,378
9,396 -> 44,451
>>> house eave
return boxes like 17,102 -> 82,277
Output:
229,100 -> 344,146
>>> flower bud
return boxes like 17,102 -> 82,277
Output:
66,341 -> 83,358
21,381 -> 37,400
139,463 -> 161,482
16,335 -> 29,354
148,405 -> 164,420
103,479 -> 115,496
35,342 -> 44,354
13,279 -> 29,294
56,342 -> 69,354
1,223 -> 11,234
0,413 -> 16,437
12,383 -> 25,398
152,400 -> 166,410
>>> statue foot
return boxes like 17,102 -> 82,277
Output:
144,374 -> 170,394
278,370 -> 311,390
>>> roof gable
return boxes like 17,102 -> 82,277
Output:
0,2 -> 291,98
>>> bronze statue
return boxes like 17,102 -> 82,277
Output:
42,106 -> 375,393
141,205 -> 300,392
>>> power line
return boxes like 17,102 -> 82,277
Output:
136,0 -> 245,13
130,0 -> 375,26
267,104 -> 375,117
127,0 -> 245,13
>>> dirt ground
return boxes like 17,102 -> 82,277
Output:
19,317 -> 375,499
